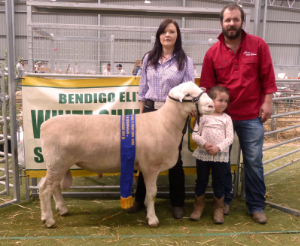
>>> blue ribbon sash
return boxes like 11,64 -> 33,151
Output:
120,114 -> 136,209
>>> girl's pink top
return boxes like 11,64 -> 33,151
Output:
192,113 -> 234,162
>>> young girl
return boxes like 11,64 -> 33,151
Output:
190,86 -> 233,224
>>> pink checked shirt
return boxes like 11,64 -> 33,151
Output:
192,113 -> 234,162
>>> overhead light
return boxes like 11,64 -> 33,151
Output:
144,0 -> 151,4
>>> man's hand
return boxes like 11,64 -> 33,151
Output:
259,93 -> 273,123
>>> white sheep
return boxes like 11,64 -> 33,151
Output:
39,82 -> 214,228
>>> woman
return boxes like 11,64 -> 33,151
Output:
132,59 -> 142,75
127,19 -> 195,219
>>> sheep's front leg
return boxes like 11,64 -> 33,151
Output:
143,171 -> 159,227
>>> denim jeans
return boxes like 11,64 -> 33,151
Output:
224,117 -> 266,214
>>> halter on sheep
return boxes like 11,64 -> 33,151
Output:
39,82 -> 214,228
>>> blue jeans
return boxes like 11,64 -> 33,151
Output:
224,117 -> 266,214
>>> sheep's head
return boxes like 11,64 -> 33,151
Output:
169,82 -> 214,115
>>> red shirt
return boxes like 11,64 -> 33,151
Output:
200,30 -> 277,121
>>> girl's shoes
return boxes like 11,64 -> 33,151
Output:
213,195 -> 224,224
190,194 -> 205,221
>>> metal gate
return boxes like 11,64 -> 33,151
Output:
0,71 -> 20,208
0,0 -> 20,208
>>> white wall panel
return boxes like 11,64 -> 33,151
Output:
266,22 -> 300,43
0,37 -> 6,59
100,0 -> 183,7
15,37 -> 28,59
267,8 -> 300,21
15,3 -> 27,12
32,13 -> 58,23
15,13 -> 27,36
269,45 -> 300,66
100,15 -> 181,27
0,13 -> 6,36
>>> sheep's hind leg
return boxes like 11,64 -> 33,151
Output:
39,177 -> 56,228
52,183 -> 69,216
143,171 -> 159,227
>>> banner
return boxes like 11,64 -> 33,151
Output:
23,77 -> 199,177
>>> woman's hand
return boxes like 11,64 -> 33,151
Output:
189,110 -> 199,117
140,101 -> 146,114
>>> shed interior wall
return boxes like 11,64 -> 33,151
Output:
0,0 -> 299,76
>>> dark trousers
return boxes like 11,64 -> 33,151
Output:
134,105 -> 185,207
195,159 -> 227,199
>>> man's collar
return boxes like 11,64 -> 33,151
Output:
217,29 -> 246,45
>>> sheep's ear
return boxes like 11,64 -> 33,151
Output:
200,87 -> 206,92
173,91 -> 187,102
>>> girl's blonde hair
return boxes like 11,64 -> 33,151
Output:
132,59 -> 142,73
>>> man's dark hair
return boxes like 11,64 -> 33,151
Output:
220,3 -> 245,23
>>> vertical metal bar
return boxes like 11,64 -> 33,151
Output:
50,40 -> 54,73
0,70 -> 9,196
271,101 -> 275,137
98,0 -> 101,74
244,10 -> 251,34
12,0 -> 16,63
25,176 -> 30,201
240,162 -> 245,199
253,0 -> 261,36
110,35 -> 114,75
31,178 -> 37,195
5,0 -> 20,202
262,0 -> 268,40
231,134 -> 241,198
182,0 -> 186,40
27,5 -> 33,73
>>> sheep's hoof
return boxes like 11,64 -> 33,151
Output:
60,211 -> 69,216
56,207 -> 69,216
149,223 -> 159,228
46,218 -> 56,228
147,216 -> 159,227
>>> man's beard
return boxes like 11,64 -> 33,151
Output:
222,25 -> 242,40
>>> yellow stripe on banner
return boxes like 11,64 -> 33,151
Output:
26,170 -> 122,178
22,77 -> 141,88
26,166 -> 237,178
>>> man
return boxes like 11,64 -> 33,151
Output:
103,63 -> 111,75
116,64 -> 125,75
200,3 -> 277,224
16,58 -> 25,71
34,61 -> 43,73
